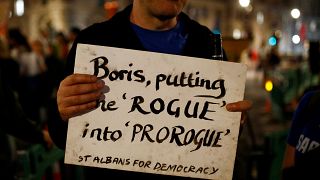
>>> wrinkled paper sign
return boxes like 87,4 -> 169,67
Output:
65,44 -> 247,179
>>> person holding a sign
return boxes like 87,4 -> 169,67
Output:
49,0 -> 252,179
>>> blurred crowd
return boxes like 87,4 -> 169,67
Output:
241,39 -> 320,122
0,27 -> 80,179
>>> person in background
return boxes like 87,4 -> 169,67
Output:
7,28 -> 31,66
67,27 -> 81,50
0,37 -> 19,90
53,32 -> 69,63
48,0 -> 252,179
282,90 -> 320,180
282,40 -> 320,180
22,39 -> 48,122
7,29 -> 47,122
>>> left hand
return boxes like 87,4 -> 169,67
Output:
226,100 -> 252,125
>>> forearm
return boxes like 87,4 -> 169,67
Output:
281,144 -> 296,180
282,144 -> 295,168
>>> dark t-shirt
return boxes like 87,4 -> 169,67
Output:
131,20 -> 188,55
284,90 -> 320,180
287,90 -> 320,160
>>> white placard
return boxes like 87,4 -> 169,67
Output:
65,43 -> 247,180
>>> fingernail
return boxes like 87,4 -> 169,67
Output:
226,104 -> 236,111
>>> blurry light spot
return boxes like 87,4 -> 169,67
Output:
268,36 -> 277,46
245,5 -> 253,13
233,29 -> 241,39
239,0 -> 250,8
310,21 -> 317,32
104,1 -> 119,10
291,8 -> 300,19
257,12 -> 264,25
292,35 -> 300,44
104,1 -> 119,19
212,29 -> 221,34
15,0 -> 24,16
275,30 -> 282,39
265,80 -> 273,92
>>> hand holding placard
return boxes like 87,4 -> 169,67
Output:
65,44 -> 247,180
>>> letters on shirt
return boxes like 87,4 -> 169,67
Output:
297,134 -> 320,153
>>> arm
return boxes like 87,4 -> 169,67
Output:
47,73 -> 104,149
282,144 -> 296,169
281,143 -> 296,180
47,28 -> 105,149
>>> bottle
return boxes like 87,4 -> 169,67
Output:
211,33 -> 223,61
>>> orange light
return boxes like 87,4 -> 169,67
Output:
104,1 -> 119,20
104,1 -> 119,10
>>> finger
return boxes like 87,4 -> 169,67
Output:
59,81 -> 105,97
226,100 -> 252,112
61,74 -> 98,86
60,91 -> 102,107
59,101 -> 97,121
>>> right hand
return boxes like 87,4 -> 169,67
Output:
57,74 -> 105,121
